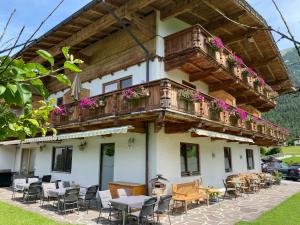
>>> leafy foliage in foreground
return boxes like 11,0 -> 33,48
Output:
0,47 -> 83,140
236,192 -> 300,225
0,201 -> 74,225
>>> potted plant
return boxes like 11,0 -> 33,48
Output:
51,105 -> 67,122
209,99 -> 229,121
227,54 -> 244,78
207,36 -> 225,62
122,85 -> 150,109
230,108 -> 247,127
79,97 -> 100,118
242,67 -> 256,85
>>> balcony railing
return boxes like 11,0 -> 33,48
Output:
164,24 -> 276,112
51,79 -> 288,144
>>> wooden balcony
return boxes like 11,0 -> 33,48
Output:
164,25 -> 276,112
51,79 -> 288,146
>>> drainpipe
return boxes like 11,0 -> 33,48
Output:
102,0 -> 150,82
102,0 -> 151,193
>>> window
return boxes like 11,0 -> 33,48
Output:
57,97 -> 63,106
246,149 -> 255,170
52,146 -> 73,173
180,143 -> 200,176
224,147 -> 232,173
103,76 -> 132,93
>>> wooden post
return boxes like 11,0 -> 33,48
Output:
160,79 -> 171,109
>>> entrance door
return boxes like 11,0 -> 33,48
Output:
20,148 -> 36,176
100,143 -> 115,190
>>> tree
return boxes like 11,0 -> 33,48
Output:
265,147 -> 282,156
0,47 -> 83,140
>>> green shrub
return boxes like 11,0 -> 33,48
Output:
265,147 -> 282,156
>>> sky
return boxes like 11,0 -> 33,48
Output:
0,0 -> 299,54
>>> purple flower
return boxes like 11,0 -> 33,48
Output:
209,37 -> 224,51
211,99 -> 230,111
192,91 -> 205,102
52,106 -> 66,116
79,98 -> 97,109
258,78 -> 265,87
122,88 -> 136,100
235,108 -> 247,121
233,55 -> 244,66
246,67 -> 257,78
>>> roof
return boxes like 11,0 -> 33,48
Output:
19,0 -> 293,93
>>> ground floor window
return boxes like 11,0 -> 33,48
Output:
180,143 -> 200,176
52,146 -> 73,173
224,147 -> 232,173
246,149 -> 255,170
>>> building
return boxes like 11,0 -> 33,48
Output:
0,0 -> 292,190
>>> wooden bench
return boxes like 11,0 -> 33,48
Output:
172,180 -> 208,214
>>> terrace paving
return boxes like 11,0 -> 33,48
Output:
0,180 -> 299,225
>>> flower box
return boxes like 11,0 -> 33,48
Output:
228,64 -> 242,79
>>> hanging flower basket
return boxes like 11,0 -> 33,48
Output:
209,99 -> 229,121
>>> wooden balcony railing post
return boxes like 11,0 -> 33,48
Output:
160,79 -> 171,109
192,25 -> 203,49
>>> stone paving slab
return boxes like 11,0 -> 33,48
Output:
0,180 -> 300,225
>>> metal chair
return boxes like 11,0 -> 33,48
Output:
12,178 -> 26,199
27,177 -> 39,184
79,185 -> 98,213
41,182 -> 57,207
97,190 -> 121,224
128,197 -> 157,225
117,188 -> 127,198
41,175 -> 52,183
155,195 -> 172,225
23,182 -> 42,203
58,187 -> 80,214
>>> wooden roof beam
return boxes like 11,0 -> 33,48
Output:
31,0 -> 158,63
224,30 -> 258,45
160,0 -> 200,21
248,56 -> 278,68
203,10 -> 246,31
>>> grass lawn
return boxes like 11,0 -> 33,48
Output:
282,157 -> 300,165
235,192 -> 300,225
281,146 -> 300,156
0,201 -> 73,225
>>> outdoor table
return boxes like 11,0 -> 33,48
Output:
110,195 -> 151,225
47,187 -> 87,212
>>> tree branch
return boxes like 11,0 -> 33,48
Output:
0,9 -> 16,43
0,39 -> 37,54
271,0 -> 300,58
201,0 -> 300,46
14,0 -> 65,58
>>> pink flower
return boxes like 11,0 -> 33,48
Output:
79,98 -> 97,109
210,37 -> 224,50
246,67 -> 257,78
192,92 -> 205,102
258,78 -> 265,87
233,55 -> 244,66
212,98 -> 230,111
235,108 -> 247,121
52,106 -> 66,116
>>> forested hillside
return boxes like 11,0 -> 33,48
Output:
263,48 -> 300,137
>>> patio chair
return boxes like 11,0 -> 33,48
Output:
41,175 -> 52,183
27,177 -> 39,184
117,188 -> 128,198
58,187 -> 80,215
41,182 -> 57,207
222,180 -> 239,200
79,185 -> 98,213
97,190 -> 120,224
12,178 -> 26,199
128,197 -> 157,225
23,181 -> 42,203
155,195 -> 172,225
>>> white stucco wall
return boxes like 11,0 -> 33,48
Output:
0,146 -> 17,171
14,133 -> 145,187
149,124 -> 261,189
